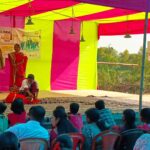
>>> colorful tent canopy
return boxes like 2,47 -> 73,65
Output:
0,0 -> 149,91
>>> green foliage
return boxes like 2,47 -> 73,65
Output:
97,47 -> 150,94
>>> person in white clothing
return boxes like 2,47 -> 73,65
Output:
7,106 -> 49,141
19,74 -> 39,99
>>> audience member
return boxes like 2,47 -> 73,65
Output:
7,106 -> 49,141
8,98 -> 26,126
82,108 -> 105,150
68,103 -> 83,132
0,132 -> 20,150
121,109 -> 136,132
113,109 -> 136,132
55,105 -> 65,111
55,134 -> 73,150
95,100 -> 116,128
133,133 -> 150,150
0,102 -> 8,132
138,108 -> 150,131
50,108 -> 77,143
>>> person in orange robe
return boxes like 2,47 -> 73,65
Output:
8,43 -> 28,88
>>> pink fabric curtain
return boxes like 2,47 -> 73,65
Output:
0,15 -> 25,91
0,15 -> 25,28
1,0 -> 78,16
51,20 -> 80,90
98,20 -> 150,36
74,8 -> 138,21
0,59 -> 10,92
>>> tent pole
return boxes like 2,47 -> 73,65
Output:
139,10 -> 149,112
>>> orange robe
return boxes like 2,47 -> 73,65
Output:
8,52 -> 28,88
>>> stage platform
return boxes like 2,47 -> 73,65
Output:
0,90 -> 150,116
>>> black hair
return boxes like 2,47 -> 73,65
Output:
53,109 -> 77,134
0,102 -> 7,114
27,74 -> 34,80
123,109 -> 136,130
85,108 -> 108,131
0,132 -> 19,150
95,100 -> 105,110
140,108 -> 150,123
29,106 -> 45,122
70,103 -> 79,114
14,43 -> 20,48
56,135 -> 73,149
11,99 -> 25,114
56,105 -> 65,111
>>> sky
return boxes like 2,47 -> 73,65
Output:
98,34 -> 150,54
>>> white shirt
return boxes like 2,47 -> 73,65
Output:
19,79 -> 38,91
7,120 -> 49,141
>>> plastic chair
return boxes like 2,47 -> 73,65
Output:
92,130 -> 120,150
52,142 -> 61,150
20,138 -> 48,150
52,133 -> 85,150
114,128 -> 144,150
69,133 -> 85,150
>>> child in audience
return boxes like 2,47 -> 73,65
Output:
0,102 -> 8,132
68,103 -> 83,132
82,108 -> 105,150
50,108 -> 78,143
113,109 -> 136,132
138,108 -> 150,131
95,100 -> 116,128
55,105 -> 65,111
0,132 -> 20,150
8,98 -> 26,126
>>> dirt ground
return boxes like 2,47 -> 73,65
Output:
0,90 -> 150,117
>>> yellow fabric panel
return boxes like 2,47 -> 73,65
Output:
33,3 -> 112,21
95,12 -> 150,23
0,0 -> 30,12
77,22 -> 98,89
25,19 -> 54,90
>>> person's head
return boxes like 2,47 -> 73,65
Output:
70,103 -> 79,115
11,99 -> 25,114
140,108 -> 150,123
14,44 -> 21,53
0,102 -> 7,114
123,109 -> 136,127
51,109 -> 77,134
28,106 -> 45,122
85,108 -> 100,123
51,108 -> 67,128
27,74 -> 34,84
56,135 -> 73,150
56,105 -> 65,111
95,100 -> 105,110
0,132 -> 20,150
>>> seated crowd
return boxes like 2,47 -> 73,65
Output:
0,99 -> 150,150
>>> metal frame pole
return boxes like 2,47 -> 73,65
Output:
139,10 -> 149,112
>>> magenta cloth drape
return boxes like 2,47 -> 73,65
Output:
98,20 -> 150,36
77,0 -> 150,12
1,0 -> 78,16
51,20 -> 80,90
0,15 -> 25,28
0,59 -> 10,92
74,8 -> 138,21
